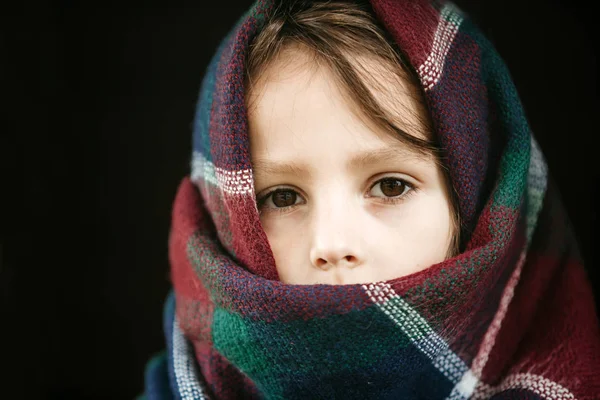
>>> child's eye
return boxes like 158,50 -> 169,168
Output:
259,188 -> 304,210
369,178 -> 413,199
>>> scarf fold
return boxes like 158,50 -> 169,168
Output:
142,0 -> 600,398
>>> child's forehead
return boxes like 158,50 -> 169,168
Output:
250,44 -> 410,91
246,45 -> 431,143
246,54 -> 436,177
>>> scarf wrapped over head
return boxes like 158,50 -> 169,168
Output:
141,0 -> 600,399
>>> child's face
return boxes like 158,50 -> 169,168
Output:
248,48 -> 454,285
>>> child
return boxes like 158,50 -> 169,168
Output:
141,0 -> 600,399
246,1 -> 461,285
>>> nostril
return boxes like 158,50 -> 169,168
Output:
314,256 -> 358,269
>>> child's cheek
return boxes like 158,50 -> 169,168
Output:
364,191 -> 452,263
259,210 -> 310,259
364,196 -> 417,226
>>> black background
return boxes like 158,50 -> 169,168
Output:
1,0 -> 598,399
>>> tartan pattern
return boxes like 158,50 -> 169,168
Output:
141,0 -> 600,399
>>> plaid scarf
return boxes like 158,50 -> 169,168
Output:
141,1 -> 600,399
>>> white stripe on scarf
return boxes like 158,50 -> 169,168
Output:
418,3 -> 464,91
191,151 -> 254,196
173,316 -> 208,400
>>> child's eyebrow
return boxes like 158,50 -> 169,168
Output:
252,145 -> 430,181
348,145 -> 431,171
252,158 -> 313,179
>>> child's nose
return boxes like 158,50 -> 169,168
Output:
309,199 -> 365,271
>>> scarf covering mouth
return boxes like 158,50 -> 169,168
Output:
141,0 -> 600,399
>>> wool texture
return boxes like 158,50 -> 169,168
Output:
141,0 -> 600,399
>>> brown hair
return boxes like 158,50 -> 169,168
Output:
245,0 -> 461,257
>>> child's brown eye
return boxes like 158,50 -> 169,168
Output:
379,178 -> 407,197
271,190 -> 297,207
368,177 -> 414,201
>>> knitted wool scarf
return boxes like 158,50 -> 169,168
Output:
141,0 -> 600,399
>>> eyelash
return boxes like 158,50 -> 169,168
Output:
256,177 -> 417,215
